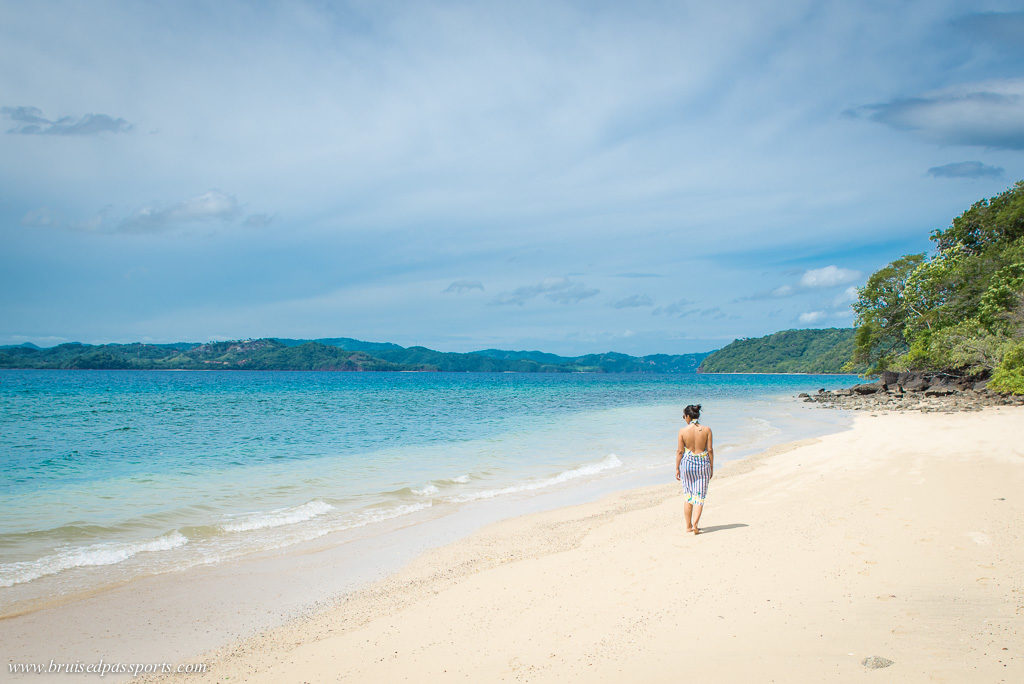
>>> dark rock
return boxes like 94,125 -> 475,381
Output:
862,656 -> 894,669
834,388 -> 853,396
798,393 -> 810,398
903,376 -> 930,392
880,371 -> 899,387
925,388 -> 955,397
973,380 -> 989,391
852,382 -> 883,395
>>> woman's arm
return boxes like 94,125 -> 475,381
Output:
675,429 -> 684,480
706,428 -> 714,478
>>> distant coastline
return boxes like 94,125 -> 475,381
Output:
0,338 -> 710,374
699,371 -> 859,376
0,328 -> 861,375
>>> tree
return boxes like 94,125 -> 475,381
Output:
850,181 -> 1024,388
850,253 -> 926,371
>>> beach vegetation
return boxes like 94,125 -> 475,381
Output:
851,181 -> 1024,391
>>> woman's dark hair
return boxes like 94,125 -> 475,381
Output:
684,404 -> 702,420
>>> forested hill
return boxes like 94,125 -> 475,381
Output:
698,328 -> 861,374
0,338 -> 710,373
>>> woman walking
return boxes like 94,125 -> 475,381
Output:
675,404 -> 713,534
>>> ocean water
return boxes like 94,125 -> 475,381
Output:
0,370 -> 853,612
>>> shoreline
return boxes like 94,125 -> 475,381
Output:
147,406 -> 1024,682
1,400 -> 850,678
699,372 -> 859,376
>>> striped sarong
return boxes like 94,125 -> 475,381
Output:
681,449 -> 711,506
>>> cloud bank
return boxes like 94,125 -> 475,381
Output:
926,161 -> 1004,178
2,105 -> 132,136
848,79 -> 1024,150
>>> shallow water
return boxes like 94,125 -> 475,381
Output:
0,370 -> 853,610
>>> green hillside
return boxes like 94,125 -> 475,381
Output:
0,340 -> 420,371
699,328 -> 862,374
0,338 -> 710,373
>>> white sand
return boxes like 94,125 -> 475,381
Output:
149,407 -> 1022,682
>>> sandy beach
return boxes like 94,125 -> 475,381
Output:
120,406 -> 1021,683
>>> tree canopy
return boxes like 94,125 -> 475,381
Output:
850,180 -> 1024,393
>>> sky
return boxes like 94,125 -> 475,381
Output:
1,1 -> 1023,356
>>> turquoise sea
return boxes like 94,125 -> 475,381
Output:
0,370 -> 853,612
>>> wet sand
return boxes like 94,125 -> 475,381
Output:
140,407 -> 1023,682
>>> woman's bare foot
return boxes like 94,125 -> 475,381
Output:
692,526 -> 702,535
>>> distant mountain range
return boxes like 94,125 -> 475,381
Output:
0,328 -> 862,373
0,338 -> 710,373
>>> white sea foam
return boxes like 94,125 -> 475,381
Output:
347,500 -> 433,527
412,484 -> 440,497
207,501 -> 435,559
0,532 -> 188,588
750,416 -> 782,437
220,500 -> 335,533
451,474 -> 471,484
443,454 -> 623,503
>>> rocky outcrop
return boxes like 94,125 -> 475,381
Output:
801,371 -> 1024,412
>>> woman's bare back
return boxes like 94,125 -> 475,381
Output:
679,423 -> 712,453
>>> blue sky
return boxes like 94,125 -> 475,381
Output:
2,1 -> 1023,355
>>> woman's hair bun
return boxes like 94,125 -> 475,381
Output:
683,404 -> 702,419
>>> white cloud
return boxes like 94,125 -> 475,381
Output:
833,285 -> 859,306
120,190 -> 241,232
800,265 -> 861,288
771,285 -> 794,297
798,311 -> 826,324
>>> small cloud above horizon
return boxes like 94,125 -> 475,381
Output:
21,207 -> 57,228
2,105 -> 132,136
652,299 -> 697,317
927,161 -> 1004,178
609,294 -> 653,309
120,190 -> 241,233
492,278 -> 599,306
738,265 -> 862,302
443,279 -> 485,294
798,311 -> 827,324
833,286 -> 859,307
800,265 -> 861,288
242,213 -> 275,228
